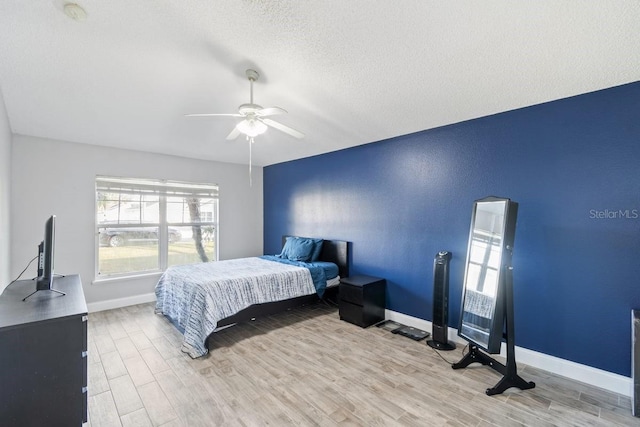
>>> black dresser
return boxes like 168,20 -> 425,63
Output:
339,275 -> 386,327
0,275 -> 88,426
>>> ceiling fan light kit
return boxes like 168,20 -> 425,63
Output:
236,118 -> 267,137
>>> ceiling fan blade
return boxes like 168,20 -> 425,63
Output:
256,106 -> 287,117
261,118 -> 305,139
226,126 -> 241,140
185,113 -> 243,117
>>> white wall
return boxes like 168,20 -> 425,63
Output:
0,88 -> 11,293
11,135 -> 263,305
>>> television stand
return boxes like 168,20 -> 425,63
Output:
22,288 -> 66,302
0,275 -> 87,425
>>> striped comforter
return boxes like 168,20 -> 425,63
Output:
155,257 -> 316,358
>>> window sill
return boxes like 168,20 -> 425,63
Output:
92,271 -> 163,285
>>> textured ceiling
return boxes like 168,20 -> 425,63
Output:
1,1 -> 639,167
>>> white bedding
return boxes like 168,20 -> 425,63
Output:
326,276 -> 341,288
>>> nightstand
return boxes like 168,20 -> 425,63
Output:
339,275 -> 386,327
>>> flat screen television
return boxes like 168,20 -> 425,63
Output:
23,215 -> 64,300
36,215 -> 56,291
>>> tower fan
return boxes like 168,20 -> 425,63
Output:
427,251 -> 456,351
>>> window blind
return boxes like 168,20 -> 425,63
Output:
96,176 -> 219,199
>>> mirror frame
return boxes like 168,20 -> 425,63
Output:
458,196 -> 518,354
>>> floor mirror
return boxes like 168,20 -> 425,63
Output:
452,196 -> 535,396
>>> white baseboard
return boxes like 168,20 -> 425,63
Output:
87,292 -> 156,313
385,309 -> 632,398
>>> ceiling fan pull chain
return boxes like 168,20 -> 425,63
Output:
248,136 -> 254,187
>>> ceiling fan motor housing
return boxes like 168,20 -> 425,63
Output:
238,103 -> 262,115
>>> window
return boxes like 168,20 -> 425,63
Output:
96,176 -> 218,279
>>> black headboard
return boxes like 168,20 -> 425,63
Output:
281,236 -> 350,279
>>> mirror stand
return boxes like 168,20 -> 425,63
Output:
453,265 -> 535,395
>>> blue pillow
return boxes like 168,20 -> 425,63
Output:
309,238 -> 324,262
280,237 -> 315,262
279,236 -> 294,258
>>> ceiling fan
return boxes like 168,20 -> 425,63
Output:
185,69 -> 304,140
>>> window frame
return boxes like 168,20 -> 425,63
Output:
95,176 -> 219,281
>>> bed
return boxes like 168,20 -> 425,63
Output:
155,236 -> 349,358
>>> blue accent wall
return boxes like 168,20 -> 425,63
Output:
264,81 -> 640,377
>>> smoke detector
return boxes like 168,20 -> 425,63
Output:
63,3 -> 87,21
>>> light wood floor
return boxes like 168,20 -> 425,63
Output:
86,301 -> 639,426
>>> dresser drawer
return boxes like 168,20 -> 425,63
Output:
339,282 -> 364,305
339,300 -> 366,326
339,276 -> 385,306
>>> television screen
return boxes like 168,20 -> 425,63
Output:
36,215 -> 55,291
